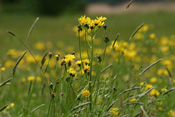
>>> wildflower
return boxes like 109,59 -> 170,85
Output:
150,89 -> 160,97
34,42 -> 45,50
76,60 -> 82,67
36,76 -> 42,82
83,59 -> 90,66
67,68 -> 77,78
149,33 -> 156,39
78,15 -> 91,25
84,65 -> 90,73
150,77 -> 157,83
129,98 -> 136,102
96,16 -> 107,22
82,90 -> 90,97
139,82 -> 145,86
110,107 -> 119,116
49,52 -> 52,59
55,53 -> 60,61
168,110 -> 175,117
145,84 -> 153,90
10,103 -> 14,108
28,76 -> 35,82
64,54 -> 75,66
161,88 -> 167,92
0,67 -> 6,71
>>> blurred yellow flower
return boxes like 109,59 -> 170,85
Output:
150,77 -> 157,83
0,67 -> 6,71
82,90 -> 90,97
129,98 -> 136,102
145,84 -> 153,90
150,89 -> 160,97
168,110 -> 175,117
28,76 -> 35,82
34,42 -> 45,50
149,33 -> 156,39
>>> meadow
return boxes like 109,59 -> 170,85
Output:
0,11 -> 175,116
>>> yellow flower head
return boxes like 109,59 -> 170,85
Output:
28,76 -> 35,82
64,54 -> 75,65
96,16 -> 107,22
150,89 -> 160,97
82,90 -> 91,97
145,84 -> 153,90
149,33 -> 156,39
150,77 -> 157,83
84,65 -> 90,73
83,59 -> 90,66
129,98 -> 136,102
0,67 -> 6,71
78,15 -> 91,25
76,60 -> 82,67
67,68 -> 77,78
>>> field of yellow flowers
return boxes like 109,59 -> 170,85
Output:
0,12 -> 175,116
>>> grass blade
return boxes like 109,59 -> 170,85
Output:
126,0 -> 134,9
26,17 -> 39,42
28,81 -> 33,95
71,102 -> 91,112
101,64 -> 113,73
40,52 -> 48,69
129,23 -> 145,40
31,104 -> 45,113
139,58 -> 163,75
13,50 -> 28,75
119,87 -> 141,95
107,101 -> 116,112
163,88 -> 175,95
140,106 -> 148,117
0,78 -> 12,88
0,105 -> 8,112
112,33 -> 119,48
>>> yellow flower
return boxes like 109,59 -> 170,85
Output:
84,65 -> 90,73
139,82 -> 145,86
28,76 -> 35,82
129,98 -> 136,102
78,15 -> 91,25
0,67 -> 6,71
150,89 -> 160,97
149,33 -> 156,39
22,77 -> 26,82
150,77 -> 157,83
83,59 -> 90,66
64,54 -> 75,64
168,110 -> 175,117
82,90 -> 90,97
10,103 -> 14,108
161,88 -> 167,92
96,16 -> 107,22
36,76 -> 42,82
34,42 -> 45,50
145,84 -> 153,90
76,60 -> 82,67
67,68 -> 77,78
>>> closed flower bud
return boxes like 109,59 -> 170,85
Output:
78,25 -> 82,32
103,24 -> 107,30
49,52 -> 52,58
104,36 -> 109,43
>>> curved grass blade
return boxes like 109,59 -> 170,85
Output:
126,0 -> 133,9
112,33 -> 119,48
31,104 -> 45,113
139,58 -> 163,75
7,30 -> 16,36
129,23 -> 145,40
13,50 -> 28,75
0,78 -> 12,88
71,102 -> 91,112
26,17 -> 39,42
119,87 -> 141,95
107,101 -> 116,112
140,106 -> 148,117
101,64 -> 113,73
40,52 -> 48,69
0,105 -> 8,112
28,81 -> 33,95
163,88 -> 175,95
